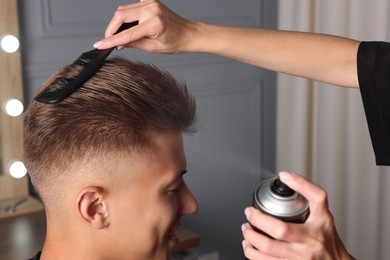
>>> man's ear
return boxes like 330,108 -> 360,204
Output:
76,186 -> 109,229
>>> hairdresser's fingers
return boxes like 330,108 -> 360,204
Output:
104,3 -> 146,38
244,207 -> 308,244
276,172 -> 336,244
242,223 -> 297,259
104,0 -> 163,38
97,1 -> 194,53
242,240 -> 282,260
95,20 -> 160,50
243,218 -> 324,259
96,1 -> 170,50
278,171 -> 329,218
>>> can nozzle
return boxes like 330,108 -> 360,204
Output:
271,178 -> 295,197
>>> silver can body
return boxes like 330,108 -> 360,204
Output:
252,178 -> 309,223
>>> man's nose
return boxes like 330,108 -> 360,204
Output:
179,182 -> 198,215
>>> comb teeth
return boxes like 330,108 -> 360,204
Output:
35,48 -> 112,104
34,21 -> 139,104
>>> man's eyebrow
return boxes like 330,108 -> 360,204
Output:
165,170 -> 188,187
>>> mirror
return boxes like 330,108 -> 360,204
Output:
0,0 -> 42,217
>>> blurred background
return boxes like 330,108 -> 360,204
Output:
1,0 -> 390,259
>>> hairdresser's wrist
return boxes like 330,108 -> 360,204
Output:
177,21 -> 206,53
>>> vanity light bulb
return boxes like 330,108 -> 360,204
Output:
9,161 -> 27,179
4,99 -> 24,117
1,35 -> 20,53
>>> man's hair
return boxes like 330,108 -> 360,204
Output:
24,58 -> 196,201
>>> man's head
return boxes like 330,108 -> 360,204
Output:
24,58 -> 198,259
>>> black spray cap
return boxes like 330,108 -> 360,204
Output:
271,178 -> 295,197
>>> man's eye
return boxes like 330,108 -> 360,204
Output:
168,187 -> 180,194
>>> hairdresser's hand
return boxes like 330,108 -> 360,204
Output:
242,171 -> 355,260
94,0 -> 198,53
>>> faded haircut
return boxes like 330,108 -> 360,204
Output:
24,58 -> 196,199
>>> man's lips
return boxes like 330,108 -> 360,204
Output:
168,222 -> 181,238
167,220 -> 182,248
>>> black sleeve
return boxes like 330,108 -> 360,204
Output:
358,41 -> 390,165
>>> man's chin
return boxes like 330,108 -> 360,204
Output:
168,232 -> 180,249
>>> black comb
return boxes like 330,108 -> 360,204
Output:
35,21 -> 138,104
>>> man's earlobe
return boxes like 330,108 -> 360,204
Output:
77,187 -> 109,229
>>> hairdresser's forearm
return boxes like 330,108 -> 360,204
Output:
99,1 -> 359,87
188,23 -> 360,88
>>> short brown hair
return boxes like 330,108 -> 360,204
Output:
24,58 -> 196,199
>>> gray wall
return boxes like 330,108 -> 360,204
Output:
19,0 -> 277,259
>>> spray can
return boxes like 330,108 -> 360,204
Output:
251,177 -> 309,236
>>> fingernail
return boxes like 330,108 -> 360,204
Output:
244,207 -> 252,218
93,40 -> 103,49
279,171 -> 293,181
241,223 -> 248,232
242,240 -> 248,249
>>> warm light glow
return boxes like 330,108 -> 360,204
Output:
9,161 -> 27,179
4,98 -> 24,117
1,34 -> 20,53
